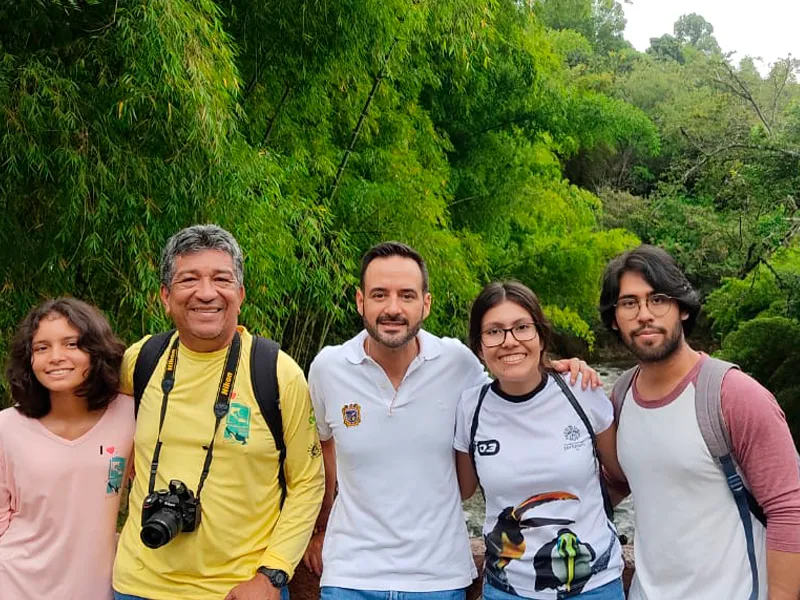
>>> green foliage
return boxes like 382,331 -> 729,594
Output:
707,248 -> 800,442
717,316 -> 800,393
535,0 -> 629,55
716,316 -> 800,442
646,35 -> 685,65
704,275 -> 782,339
1,0 -> 662,393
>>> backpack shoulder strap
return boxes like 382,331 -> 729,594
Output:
695,356 -> 767,521
250,335 -> 285,508
695,356 -> 762,600
132,330 -> 176,418
552,374 -> 614,520
468,384 -> 492,481
610,366 -> 638,422
695,356 -> 739,458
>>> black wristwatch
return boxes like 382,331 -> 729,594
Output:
257,567 -> 289,588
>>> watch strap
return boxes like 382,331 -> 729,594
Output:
257,566 -> 289,588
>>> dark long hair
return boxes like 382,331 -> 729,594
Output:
468,280 -> 553,369
5,298 -> 125,418
599,245 -> 701,336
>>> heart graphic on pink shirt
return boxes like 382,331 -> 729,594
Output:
106,446 -> 115,455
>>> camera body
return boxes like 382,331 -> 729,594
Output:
140,479 -> 201,549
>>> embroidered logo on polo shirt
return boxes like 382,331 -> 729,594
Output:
309,442 -> 322,458
342,403 -> 362,427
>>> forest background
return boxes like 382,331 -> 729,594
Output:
2,0 -> 799,443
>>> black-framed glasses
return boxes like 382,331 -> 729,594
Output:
481,323 -> 538,347
614,293 -> 675,320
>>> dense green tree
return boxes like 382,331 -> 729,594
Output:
1,0 -> 659,397
646,34 -> 685,64
535,0 -> 629,55
673,13 -> 720,55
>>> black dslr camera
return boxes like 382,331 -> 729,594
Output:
140,479 -> 201,549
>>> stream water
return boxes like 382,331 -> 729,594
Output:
461,364 -> 635,540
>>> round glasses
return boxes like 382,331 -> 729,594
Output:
614,293 -> 675,320
481,323 -> 538,347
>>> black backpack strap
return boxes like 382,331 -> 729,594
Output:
552,374 -> 614,520
132,330 -> 175,418
468,384 -> 492,481
251,335 -> 285,508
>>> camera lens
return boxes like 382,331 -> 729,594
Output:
140,510 -> 181,549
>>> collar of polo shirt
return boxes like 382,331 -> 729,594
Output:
346,329 -> 443,364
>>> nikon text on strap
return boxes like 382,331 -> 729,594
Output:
133,331 -> 286,507
148,332 -> 242,500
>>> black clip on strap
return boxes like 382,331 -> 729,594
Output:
196,332 -> 242,500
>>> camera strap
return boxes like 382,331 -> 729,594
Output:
148,332 -> 242,500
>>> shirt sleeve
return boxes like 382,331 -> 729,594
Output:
257,352 -> 325,577
307,353 -> 332,442
463,345 -> 490,389
454,387 -> 479,453
561,374 -> 614,434
722,369 -> 800,552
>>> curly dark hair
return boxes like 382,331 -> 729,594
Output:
5,298 -> 125,418
468,280 -> 553,371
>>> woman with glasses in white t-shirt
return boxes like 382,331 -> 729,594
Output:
455,281 -> 626,600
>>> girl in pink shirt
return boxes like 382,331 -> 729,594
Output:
0,298 -> 135,599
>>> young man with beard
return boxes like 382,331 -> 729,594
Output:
599,245 -> 800,600
304,242 -> 599,600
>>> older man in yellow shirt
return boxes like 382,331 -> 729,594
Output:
113,225 -> 324,600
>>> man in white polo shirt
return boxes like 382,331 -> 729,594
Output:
305,242 -> 597,600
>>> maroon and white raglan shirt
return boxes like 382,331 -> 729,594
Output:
617,354 -> 800,600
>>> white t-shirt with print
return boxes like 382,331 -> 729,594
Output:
454,374 -> 622,599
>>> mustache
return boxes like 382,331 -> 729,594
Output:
632,325 -> 667,336
377,314 -> 409,325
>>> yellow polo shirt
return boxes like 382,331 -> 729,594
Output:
113,327 -> 323,599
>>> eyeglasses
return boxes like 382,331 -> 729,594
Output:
481,323 -> 538,347
614,293 -> 675,320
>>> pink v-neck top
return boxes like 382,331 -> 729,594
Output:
0,394 -> 134,599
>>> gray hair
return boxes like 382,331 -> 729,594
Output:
160,225 -> 244,287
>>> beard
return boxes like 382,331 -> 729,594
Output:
621,319 -> 684,363
363,312 -> 424,350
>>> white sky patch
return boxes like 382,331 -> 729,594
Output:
621,0 -> 799,71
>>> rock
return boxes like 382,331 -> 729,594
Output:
622,543 -> 635,592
